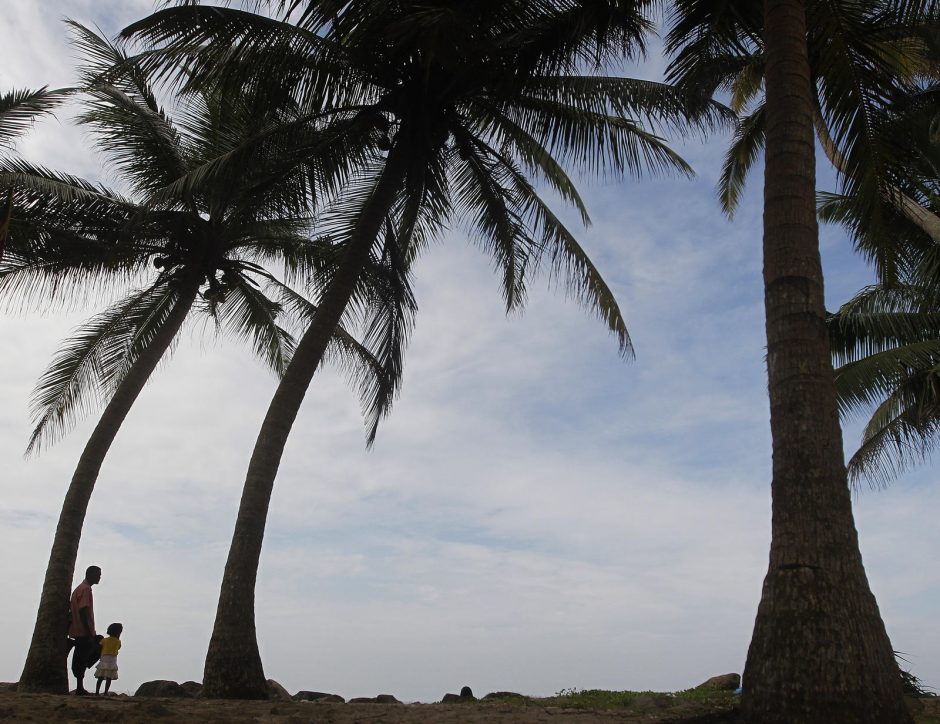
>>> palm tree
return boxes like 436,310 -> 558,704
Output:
123,0 -> 722,698
11,23 -> 399,694
826,83 -> 940,486
830,280 -> 940,486
666,0 -> 940,278
666,1 -> 914,720
0,87 -> 71,259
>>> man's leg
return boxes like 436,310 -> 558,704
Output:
71,637 -> 92,694
95,676 -> 102,695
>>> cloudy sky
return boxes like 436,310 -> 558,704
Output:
2,0 -> 938,702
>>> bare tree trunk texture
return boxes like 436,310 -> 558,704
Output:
201,149 -> 410,699
740,2 -> 912,722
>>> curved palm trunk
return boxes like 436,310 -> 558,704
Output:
812,108 -> 940,245
740,2 -> 912,722
202,149 -> 409,700
18,279 -> 201,694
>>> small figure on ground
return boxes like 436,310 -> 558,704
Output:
94,623 -> 122,695
68,565 -> 101,695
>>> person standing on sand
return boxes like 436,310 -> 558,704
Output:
94,623 -> 122,695
68,566 -> 101,695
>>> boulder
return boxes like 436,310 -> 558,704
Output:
266,679 -> 292,701
0,683 -> 18,693
180,681 -> 203,698
442,686 -> 475,703
697,673 -> 741,691
294,690 -> 345,703
483,691 -> 525,700
134,680 -> 190,698
349,694 -> 401,704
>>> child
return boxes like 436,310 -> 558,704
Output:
94,623 -> 122,695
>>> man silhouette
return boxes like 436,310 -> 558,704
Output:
68,566 -> 101,695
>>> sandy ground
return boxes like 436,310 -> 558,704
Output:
0,691 -> 740,723
3,690 -> 937,722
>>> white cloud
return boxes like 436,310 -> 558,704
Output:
1,0 -> 937,705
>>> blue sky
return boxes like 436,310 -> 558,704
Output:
2,0 -> 938,702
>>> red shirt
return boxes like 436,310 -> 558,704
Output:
68,581 -> 95,638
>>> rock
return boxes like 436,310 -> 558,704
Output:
294,690 -> 345,703
442,687 -> 475,703
483,691 -> 526,700
134,680 -> 190,698
0,683 -> 18,693
697,673 -> 741,691
348,694 -> 401,704
180,681 -> 203,698
266,679 -> 292,701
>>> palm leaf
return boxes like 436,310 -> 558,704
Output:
26,279 -> 180,455
0,86 -> 72,148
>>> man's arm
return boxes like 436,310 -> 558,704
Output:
78,607 -> 93,638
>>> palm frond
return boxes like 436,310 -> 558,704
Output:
0,86 -> 72,148
845,382 -> 940,488
26,279 -> 181,455
718,102 -> 765,216
212,273 -> 296,376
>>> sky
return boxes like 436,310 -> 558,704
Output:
2,0 -> 938,703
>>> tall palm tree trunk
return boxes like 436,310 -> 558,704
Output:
18,278 -> 201,694
740,2 -> 912,722
202,150 -> 410,700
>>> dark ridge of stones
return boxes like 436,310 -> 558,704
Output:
294,690 -> 345,703
483,691 -> 526,700
348,694 -> 402,704
134,680 -> 190,698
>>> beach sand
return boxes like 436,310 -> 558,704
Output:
0,690 -> 740,723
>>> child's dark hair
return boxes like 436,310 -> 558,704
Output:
106,622 -> 123,637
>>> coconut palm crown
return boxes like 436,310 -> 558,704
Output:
1,86 -> 72,259
12,22 -> 405,693
122,0 -> 728,698
665,0 -> 940,279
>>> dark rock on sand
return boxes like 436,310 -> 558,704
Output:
266,680 -> 292,701
349,694 -> 402,704
180,681 -> 202,698
442,686 -> 475,702
294,690 -> 346,703
483,691 -> 526,700
696,674 -> 740,691
134,680 -> 190,698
